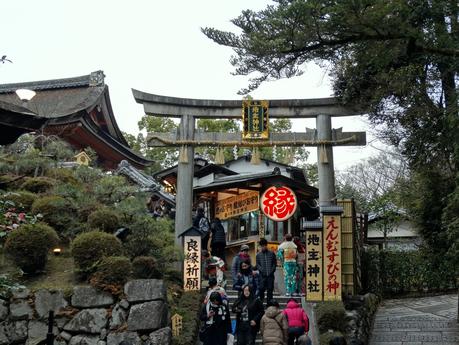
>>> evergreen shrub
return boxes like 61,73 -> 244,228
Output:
20,177 -> 55,194
90,256 -> 132,293
45,168 -> 78,185
171,291 -> 202,345
362,249 -> 457,295
4,223 -> 59,274
319,331 -> 345,345
132,256 -> 162,279
87,208 -> 121,233
71,231 -> 123,275
315,301 -> 347,334
31,195 -> 77,236
1,191 -> 38,212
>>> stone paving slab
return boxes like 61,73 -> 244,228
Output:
369,294 -> 458,345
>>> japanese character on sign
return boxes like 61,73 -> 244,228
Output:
184,236 -> 201,291
261,186 -> 297,221
323,215 -> 342,300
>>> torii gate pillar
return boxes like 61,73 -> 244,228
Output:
317,114 -> 336,207
175,115 -> 195,245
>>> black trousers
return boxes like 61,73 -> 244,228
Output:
258,274 -> 274,302
236,327 -> 257,345
211,242 -> 226,263
288,327 -> 305,345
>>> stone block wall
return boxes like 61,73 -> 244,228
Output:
343,293 -> 381,345
0,279 -> 171,345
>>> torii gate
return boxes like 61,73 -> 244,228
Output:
133,89 -> 366,245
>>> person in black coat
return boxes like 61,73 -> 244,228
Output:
210,217 -> 227,262
231,284 -> 264,345
200,291 -> 232,345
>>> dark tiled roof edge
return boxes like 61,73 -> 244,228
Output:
0,70 -> 105,93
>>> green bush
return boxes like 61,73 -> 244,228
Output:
31,195 -> 77,236
1,190 -> 38,212
87,208 -> 121,233
45,168 -> 78,185
4,223 -> 59,274
0,274 -> 26,299
132,256 -> 162,279
319,331 -> 345,345
76,200 -> 104,222
20,177 -> 55,194
362,249 -> 458,295
315,301 -> 347,334
91,256 -> 132,287
123,216 -> 179,268
71,231 -> 123,275
171,291 -> 202,345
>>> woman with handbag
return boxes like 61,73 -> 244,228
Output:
199,291 -> 232,345
231,284 -> 264,345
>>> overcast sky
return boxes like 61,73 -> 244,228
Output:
1,0 -> 384,170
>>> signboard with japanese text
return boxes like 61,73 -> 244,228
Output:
242,100 -> 269,139
305,231 -> 323,301
183,236 -> 201,291
215,191 -> 259,220
261,186 -> 297,221
323,215 -> 342,301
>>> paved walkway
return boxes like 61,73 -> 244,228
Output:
370,294 -> 458,345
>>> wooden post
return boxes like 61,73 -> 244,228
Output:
175,115 -> 195,246
316,114 -> 336,208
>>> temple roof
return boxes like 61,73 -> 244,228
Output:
0,71 -> 150,169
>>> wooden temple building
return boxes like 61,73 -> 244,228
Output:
0,71 -> 149,169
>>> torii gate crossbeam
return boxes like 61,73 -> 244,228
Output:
133,89 -> 367,245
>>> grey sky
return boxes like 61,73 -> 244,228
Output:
1,0 -> 382,170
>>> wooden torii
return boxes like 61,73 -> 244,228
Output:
133,89 -> 366,245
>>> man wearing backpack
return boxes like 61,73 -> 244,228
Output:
193,207 -> 210,250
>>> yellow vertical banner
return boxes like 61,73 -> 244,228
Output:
305,231 -> 323,301
183,236 -> 201,291
323,215 -> 342,301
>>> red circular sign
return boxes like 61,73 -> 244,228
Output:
260,186 -> 297,221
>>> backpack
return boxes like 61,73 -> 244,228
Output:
199,216 -> 210,234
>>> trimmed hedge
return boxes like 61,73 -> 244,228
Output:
45,168 -> 78,185
315,301 -> 347,334
20,177 -> 55,194
362,248 -> 458,295
1,190 -> 38,212
4,223 -> 59,274
71,231 -> 123,276
31,195 -> 77,236
87,208 -> 121,233
132,256 -> 162,279
90,256 -> 132,294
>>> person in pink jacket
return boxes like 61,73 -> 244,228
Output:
283,298 -> 310,345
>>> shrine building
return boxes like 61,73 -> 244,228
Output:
153,153 -> 319,263
0,71 -> 150,169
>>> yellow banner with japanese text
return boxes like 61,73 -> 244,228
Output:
323,215 -> 342,301
215,191 -> 259,220
305,231 -> 323,301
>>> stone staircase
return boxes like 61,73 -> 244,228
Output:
225,276 -> 294,344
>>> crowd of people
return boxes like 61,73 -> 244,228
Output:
194,207 -> 312,345
200,282 -> 310,345
200,236 -> 311,345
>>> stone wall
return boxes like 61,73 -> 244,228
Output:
0,279 -> 171,345
343,293 -> 381,345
